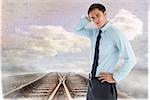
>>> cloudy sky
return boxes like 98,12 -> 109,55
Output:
1,0 -> 148,75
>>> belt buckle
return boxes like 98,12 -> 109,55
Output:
89,73 -> 92,80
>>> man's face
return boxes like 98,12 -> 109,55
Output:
89,8 -> 107,28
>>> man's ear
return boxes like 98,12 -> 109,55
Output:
104,11 -> 107,16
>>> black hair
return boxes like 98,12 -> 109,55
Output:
88,3 -> 106,15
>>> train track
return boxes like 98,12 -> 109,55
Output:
3,72 -> 135,100
3,72 -> 87,100
3,72 -> 59,100
65,73 -> 88,98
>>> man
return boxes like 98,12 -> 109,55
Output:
73,3 -> 136,100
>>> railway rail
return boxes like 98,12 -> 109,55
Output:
3,72 -> 135,100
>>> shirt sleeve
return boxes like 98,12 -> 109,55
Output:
113,30 -> 136,82
72,17 -> 93,39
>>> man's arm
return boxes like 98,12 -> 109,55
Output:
73,16 -> 93,38
113,30 -> 136,82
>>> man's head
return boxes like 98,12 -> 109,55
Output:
88,3 -> 107,28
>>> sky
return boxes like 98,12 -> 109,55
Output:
1,0 -> 148,76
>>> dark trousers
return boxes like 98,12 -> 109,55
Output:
86,79 -> 117,100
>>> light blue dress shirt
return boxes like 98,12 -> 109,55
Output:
73,17 -> 136,82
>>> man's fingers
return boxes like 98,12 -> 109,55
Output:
99,74 -> 106,77
98,76 -> 105,80
101,79 -> 107,83
99,77 -> 110,83
99,72 -> 114,83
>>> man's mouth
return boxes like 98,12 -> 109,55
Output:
96,22 -> 100,25
96,23 -> 101,26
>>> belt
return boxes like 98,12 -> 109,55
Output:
89,73 -> 99,80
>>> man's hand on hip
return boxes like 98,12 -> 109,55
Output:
98,72 -> 116,83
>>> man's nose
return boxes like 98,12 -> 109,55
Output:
94,19 -> 99,23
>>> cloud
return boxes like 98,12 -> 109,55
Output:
28,25 -> 90,53
41,60 -> 90,73
4,25 -> 90,56
2,54 -> 90,75
2,26 -> 91,75
111,9 -> 143,40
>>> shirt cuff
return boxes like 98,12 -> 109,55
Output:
113,73 -> 121,83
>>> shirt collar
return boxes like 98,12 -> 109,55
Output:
100,22 -> 111,33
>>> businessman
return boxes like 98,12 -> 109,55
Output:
73,3 -> 136,100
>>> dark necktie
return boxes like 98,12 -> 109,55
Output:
91,30 -> 102,78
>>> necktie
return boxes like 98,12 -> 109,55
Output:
91,30 -> 102,78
